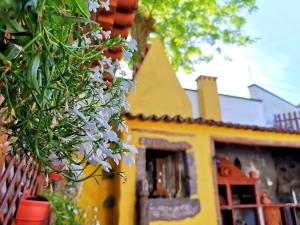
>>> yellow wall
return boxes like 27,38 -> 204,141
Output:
78,165 -> 117,225
117,118 -> 300,225
127,38 -> 192,117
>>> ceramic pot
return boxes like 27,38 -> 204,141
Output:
97,13 -> 115,30
114,11 -> 135,27
111,27 -> 129,38
118,0 -> 138,11
105,50 -> 122,61
15,191 -> 50,225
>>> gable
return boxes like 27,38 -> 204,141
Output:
128,39 -> 192,117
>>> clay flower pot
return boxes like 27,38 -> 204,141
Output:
105,50 -> 122,61
97,13 -> 115,30
114,11 -> 135,27
111,27 -> 129,38
15,191 -> 50,225
49,165 -> 62,182
118,0 -> 138,11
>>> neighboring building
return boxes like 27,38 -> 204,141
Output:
79,39 -> 300,225
249,84 -> 299,126
185,82 -> 299,127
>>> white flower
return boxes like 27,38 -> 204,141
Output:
99,144 -> 113,157
83,36 -> 91,46
112,153 -> 121,165
102,0 -> 110,11
123,143 -> 138,154
122,49 -> 132,62
126,134 -> 133,142
85,131 -> 97,141
100,161 -> 112,172
105,130 -> 118,142
90,66 -> 103,82
102,30 -> 111,39
92,31 -> 102,40
128,39 -> 138,52
70,164 -> 83,176
48,153 -> 59,165
77,142 -> 93,155
120,80 -> 131,92
123,101 -> 130,111
71,107 -> 88,123
105,66 -> 114,75
123,152 -> 135,166
114,60 -> 121,68
88,0 -> 100,13
71,40 -> 78,48
118,121 -> 128,132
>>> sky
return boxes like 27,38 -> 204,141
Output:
177,0 -> 300,106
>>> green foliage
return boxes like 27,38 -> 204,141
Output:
0,0 -> 134,181
138,0 -> 257,72
44,192 -> 84,225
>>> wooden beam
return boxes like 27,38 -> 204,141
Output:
212,136 -> 300,149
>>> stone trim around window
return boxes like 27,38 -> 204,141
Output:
136,138 -> 200,222
148,198 -> 201,221
139,137 -> 192,151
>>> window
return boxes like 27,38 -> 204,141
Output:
146,149 -> 188,198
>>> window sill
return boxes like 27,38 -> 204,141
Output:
148,198 -> 201,221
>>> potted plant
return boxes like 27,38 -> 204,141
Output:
0,0 -> 137,183
15,190 -> 50,225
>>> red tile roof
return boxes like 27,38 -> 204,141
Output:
124,113 -> 300,134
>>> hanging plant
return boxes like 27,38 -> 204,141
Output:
0,0 -> 138,181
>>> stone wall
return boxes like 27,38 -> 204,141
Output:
215,143 -> 300,203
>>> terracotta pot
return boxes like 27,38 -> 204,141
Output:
49,165 -> 62,182
104,50 -> 122,61
114,11 -> 135,27
97,13 -> 115,30
111,27 -> 129,38
118,0 -> 138,11
15,191 -> 50,225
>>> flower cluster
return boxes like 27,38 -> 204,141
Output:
0,0 -> 137,181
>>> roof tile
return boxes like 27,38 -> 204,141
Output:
124,113 -> 300,134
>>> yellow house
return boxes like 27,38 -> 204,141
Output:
79,39 -> 300,225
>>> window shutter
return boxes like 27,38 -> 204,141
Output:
185,152 -> 197,195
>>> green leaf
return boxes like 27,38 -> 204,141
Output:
3,43 -> 22,60
51,14 -> 93,26
73,0 -> 91,18
0,52 -> 11,67
134,0 -> 257,73
0,18 -> 25,33
0,0 -> 20,9
27,53 -> 41,93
